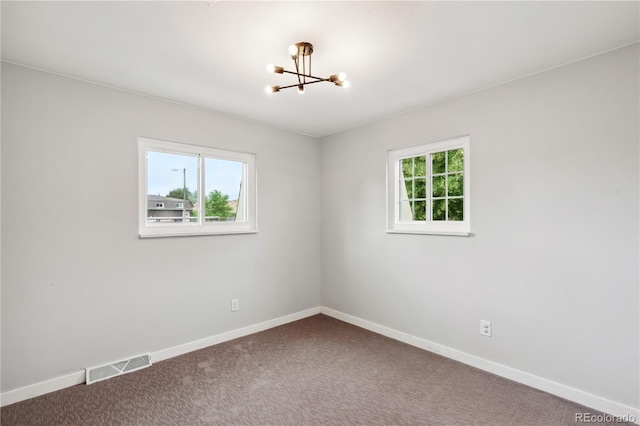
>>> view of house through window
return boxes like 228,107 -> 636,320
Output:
146,152 -> 245,224
139,137 -> 256,237
146,151 -> 199,223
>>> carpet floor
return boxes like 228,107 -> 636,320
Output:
0,314 -> 630,425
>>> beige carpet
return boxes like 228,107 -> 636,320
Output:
0,314 -> 628,425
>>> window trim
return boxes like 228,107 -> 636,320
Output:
387,136 -> 471,236
138,137 -> 257,238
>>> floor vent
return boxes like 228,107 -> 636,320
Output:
85,353 -> 151,385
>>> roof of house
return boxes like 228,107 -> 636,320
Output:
147,195 -> 193,210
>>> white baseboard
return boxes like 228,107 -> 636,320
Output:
1,306 -> 321,407
0,370 -> 86,408
320,307 -> 640,424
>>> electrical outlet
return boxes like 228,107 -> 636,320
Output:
231,299 -> 239,312
480,320 -> 491,337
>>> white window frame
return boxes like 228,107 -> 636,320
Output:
138,137 -> 257,238
387,135 -> 470,236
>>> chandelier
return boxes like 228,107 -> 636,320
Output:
265,42 -> 349,94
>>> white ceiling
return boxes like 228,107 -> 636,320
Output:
2,1 -> 638,138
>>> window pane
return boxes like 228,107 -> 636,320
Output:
448,173 -> 463,197
432,175 -> 446,197
415,178 -> 427,198
447,149 -> 464,172
146,151 -> 198,223
414,156 -> 426,177
432,199 -> 446,221
204,158 -> 244,222
402,158 -> 413,178
432,152 -> 446,174
414,200 -> 426,221
448,198 -> 464,221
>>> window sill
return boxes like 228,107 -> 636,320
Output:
139,230 -> 258,239
386,229 -> 472,237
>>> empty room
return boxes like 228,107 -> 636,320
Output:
1,1 -> 638,425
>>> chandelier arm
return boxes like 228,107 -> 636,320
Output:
280,70 -> 330,81
303,54 -> 307,84
298,79 -> 330,86
277,79 -> 331,90
277,83 -> 302,90
293,56 -> 302,85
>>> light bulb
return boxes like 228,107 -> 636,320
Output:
266,64 -> 283,74
265,85 -> 280,94
342,80 -> 350,88
288,44 -> 298,56
298,84 -> 305,94
338,72 -> 347,82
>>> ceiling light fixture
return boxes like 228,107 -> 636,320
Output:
265,42 -> 349,94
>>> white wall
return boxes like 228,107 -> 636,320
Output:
320,45 -> 639,409
1,63 -> 322,392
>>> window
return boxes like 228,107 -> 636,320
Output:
138,137 -> 257,238
387,135 -> 470,235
